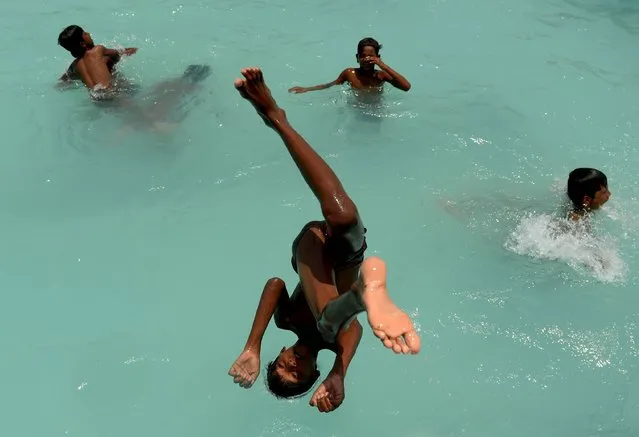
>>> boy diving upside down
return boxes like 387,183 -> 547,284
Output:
228,67 -> 420,413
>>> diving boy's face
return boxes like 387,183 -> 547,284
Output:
273,345 -> 317,385
588,185 -> 611,209
356,45 -> 378,70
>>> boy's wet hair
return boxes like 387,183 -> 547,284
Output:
567,168 -> 608,209
58,25 -> 86,58
357,37 -> 382,55
265,360 -> 320,399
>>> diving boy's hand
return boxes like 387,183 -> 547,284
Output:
123,48 -> 138,56
310,371 -> 345,413
228,348 -> 261,389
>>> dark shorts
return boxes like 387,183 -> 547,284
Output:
291,219 -> 367,274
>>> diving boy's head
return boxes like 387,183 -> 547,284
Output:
58,25 -> 94,58
567,168 -> 611,212
356,37 -> 382,70
266,343 -> 320,399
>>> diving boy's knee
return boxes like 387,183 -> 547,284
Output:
266,277 -> 286,288
323,208 -> 359,231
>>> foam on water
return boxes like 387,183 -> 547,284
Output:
505,212 -> 626,283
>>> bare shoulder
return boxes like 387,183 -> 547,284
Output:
88,45 -> 106,56
338,68 -> 358,80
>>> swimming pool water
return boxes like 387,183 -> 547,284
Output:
1,0 -> 638,436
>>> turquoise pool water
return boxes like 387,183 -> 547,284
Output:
1,0 -> 638,436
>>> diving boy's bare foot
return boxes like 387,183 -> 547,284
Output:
234,67 -> 285,128
357,256 -> 421,355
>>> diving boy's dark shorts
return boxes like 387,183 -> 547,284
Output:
291,219 -> 367,274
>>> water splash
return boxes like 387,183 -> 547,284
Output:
505,212 -> 625,283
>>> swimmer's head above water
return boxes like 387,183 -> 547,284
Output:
567,168 -> 611,216
58,25 -> 94,58
265,343 -> 320,399
356,37 -> 382,71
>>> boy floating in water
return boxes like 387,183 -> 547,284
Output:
229,67 -> 420,413
57,25 -> 137,91
57,25 -> 211,130
567,168 -> 611,221
288,37 -> 411,94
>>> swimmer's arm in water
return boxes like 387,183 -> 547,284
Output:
288,69 -> 348,94
363,56 -> 411,91
57,72 -> 80,90
59,59 -> 80,83
103,47 -> 138,64
310,319 -> 362,412
228,278 -> 290,389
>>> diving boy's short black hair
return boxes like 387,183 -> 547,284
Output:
357,37 -> 382,55
265,360 -> 320,399
58,25 -> 86,58
567,168 -> 608,209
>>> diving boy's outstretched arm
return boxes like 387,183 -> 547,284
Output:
310,319 -> 362,412
228,278 -> 289,389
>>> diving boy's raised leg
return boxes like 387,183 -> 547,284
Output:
235,67 -> 361,318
